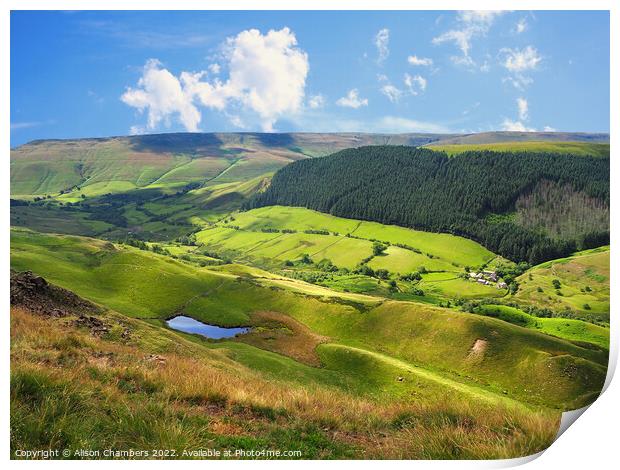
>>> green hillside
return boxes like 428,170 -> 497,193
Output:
9,132 -> 611,459
11,228 -> 607,411
513,247 -> 610,321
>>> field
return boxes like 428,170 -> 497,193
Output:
428,141 -> 610,158
214,206 -> 494,268
473,304 -> 610,349
513,247 -> 610,321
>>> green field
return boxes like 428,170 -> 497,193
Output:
232,206 -> 494,268
428,141 -> 610,158
513,247 -> 610,320
474,304 -> 609,349
420,272 -> 504,299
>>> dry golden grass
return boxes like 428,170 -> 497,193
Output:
11,307 -> 561,459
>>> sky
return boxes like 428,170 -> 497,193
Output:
10,10 -> 610,146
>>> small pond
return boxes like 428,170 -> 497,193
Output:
166,315 -> 250,339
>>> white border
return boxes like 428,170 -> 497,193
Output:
2,1 -> 617,468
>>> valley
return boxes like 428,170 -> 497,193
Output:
10,132 -> 610,459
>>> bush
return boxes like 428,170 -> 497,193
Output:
372,242 -> 387,256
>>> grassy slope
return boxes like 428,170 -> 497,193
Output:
11,306 -> 561,459
513,247 -> 610,320
428,141 -> 610,158
475,304 -> 609,349
10,138 -> 274,198
10,228 -> 607,410
10,133 -> 438,199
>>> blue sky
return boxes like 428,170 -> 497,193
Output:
10,10 -> 609,146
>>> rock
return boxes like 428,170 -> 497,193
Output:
11,271 -> 101,317
73,315 -> 110,336
145,354 -> 167,365
397,376 -> 404,382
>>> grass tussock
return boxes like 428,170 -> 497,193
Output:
11,307 -> 560,460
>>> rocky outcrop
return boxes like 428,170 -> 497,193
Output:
10,270 -> 101,317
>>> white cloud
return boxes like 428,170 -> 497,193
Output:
11,121 -> 45,130
375,116 -> 449,133
501,45 -> 541,73
121,59 -> 202,132
129,125 -> 147,135
501,96 -> 535,132
458,10 -> 504,25
543,126 -> 556,132
336,89 -> 368,108
433,10 -> 504,66
378,73 -> 427,103
374,28 -> 390,64
517,97 -> 528,121
208,63 -> 221,74
500,46 -> 542,89
307,94 -> 325,109
501,118 -> 535,132
407,55 -> 433,66
228,114 -> 246,128
121,27 -> 309,132
515,18 -> 527,34
404,73 -> 427,94
380,84 -> 403,103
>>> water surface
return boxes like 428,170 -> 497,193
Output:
166,315 -> 250,339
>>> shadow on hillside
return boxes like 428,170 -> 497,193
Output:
254,133 -> 295,148
129,133 -> 224,154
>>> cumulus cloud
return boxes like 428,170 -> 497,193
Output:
517,97 -> 528,121
515,18 -> 527,34
336,89 -> 368,108
374,28 -> 390,64
208,63 -> 221,74
307,94 -> 325,109
433,10 -> 504,66
121,59 -> 202,131
407,55 -> 433,66
121,27 -> 309,132
543,125 -> 556,132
